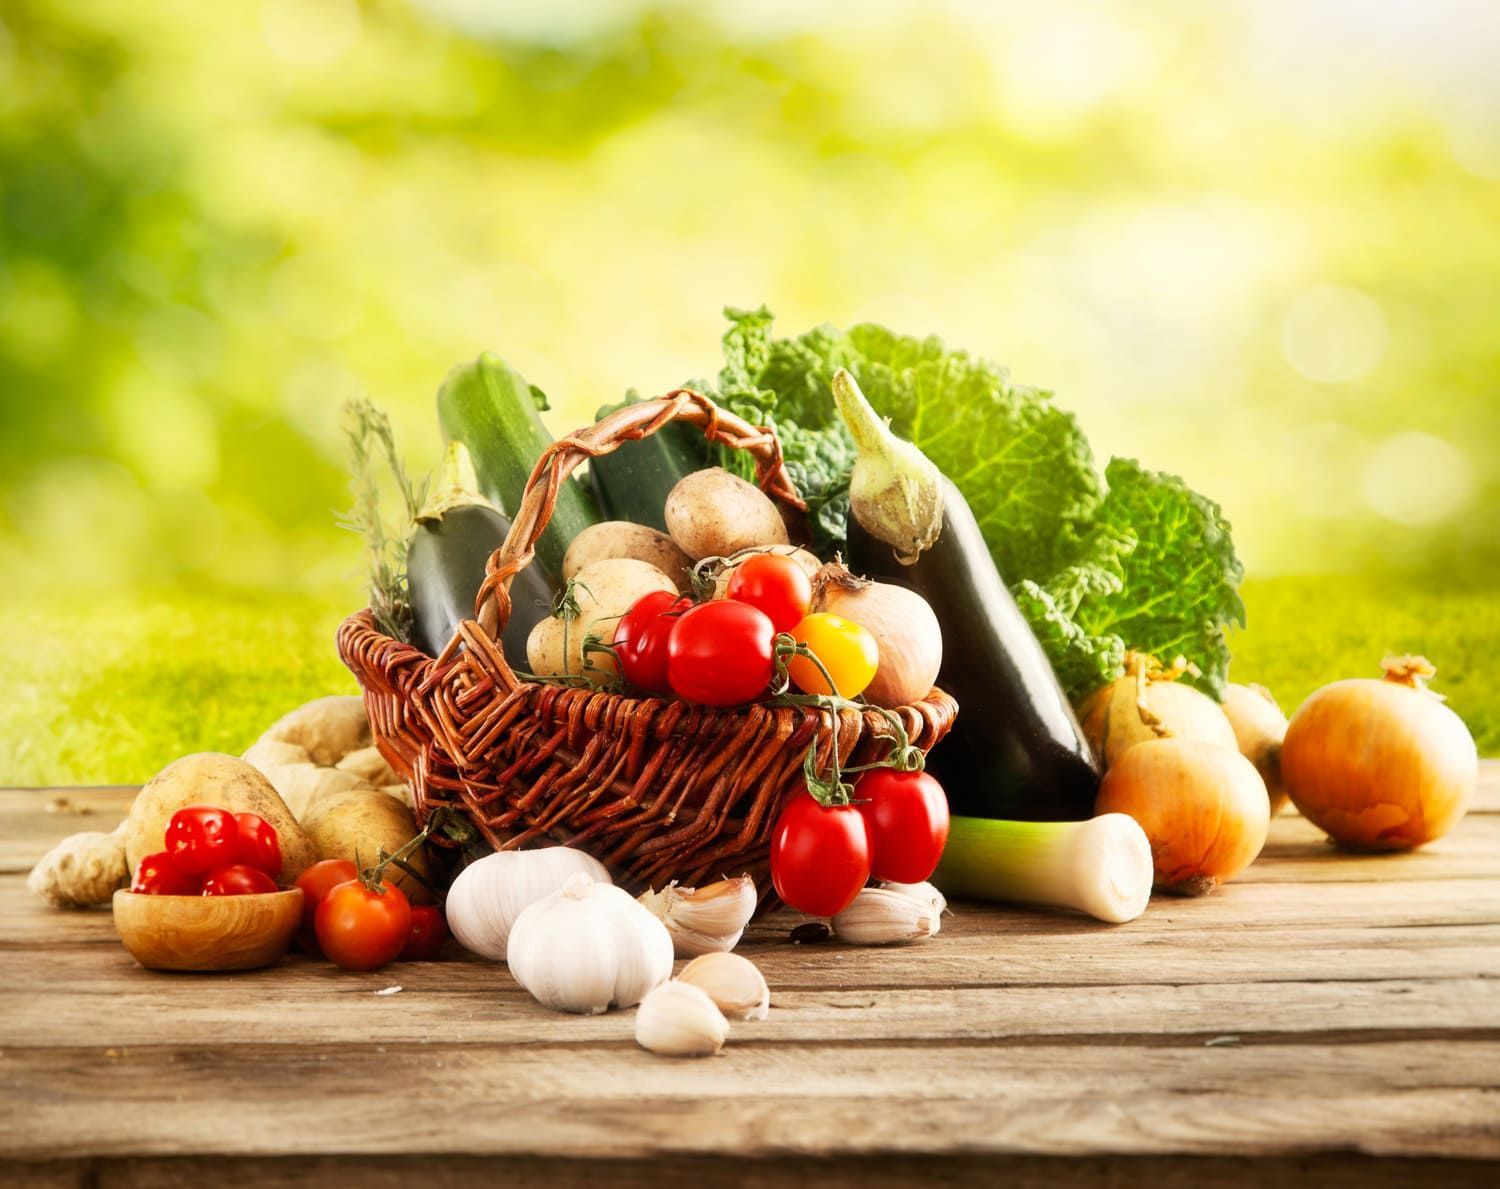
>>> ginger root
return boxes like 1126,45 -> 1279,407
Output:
28,822 -> 130,908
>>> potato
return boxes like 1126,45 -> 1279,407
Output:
665,468 -> 789,562
258,762 -> 368,821
300,787 -> 435,904
527,557 -> 676,684
256,695 -> 371,766
711,544 -> 822,599
124,752 -> 319,883
335,745 -> 400,787
563,522 -> 694,592
242,739 -> 311,771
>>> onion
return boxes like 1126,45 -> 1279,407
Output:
1077,652 -> 1237,770
1222,683 -> 1291,817
1095,737 -> 1270,896
1281,655 -> 1477,851
812,563 -> 942,708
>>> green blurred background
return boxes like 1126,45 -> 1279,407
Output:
2,0 -> 1497,782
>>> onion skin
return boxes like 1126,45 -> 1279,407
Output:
813,565 -> 942,709
1281,659 -> 1476,851
1078,662 -> 1237,771
1094,738 -> 1270,896
1222,683 -> 1291,817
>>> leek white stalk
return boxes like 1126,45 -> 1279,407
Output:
932,814 -> 1153,924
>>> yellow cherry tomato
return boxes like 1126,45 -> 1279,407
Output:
787,612 -> 879,698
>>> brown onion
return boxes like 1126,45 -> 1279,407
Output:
811,564 -> 942,708
1281,656 -> 1476,851
1077,652 -> 1237,770
1094,737 -> 1270,896
1222,683 -> 1291,816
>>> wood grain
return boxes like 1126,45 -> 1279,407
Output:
2,766 -> 1498,1182
3,1040 -> 1498,1161
13,1154 -> 1500,1189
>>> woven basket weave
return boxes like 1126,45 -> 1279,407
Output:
337,389 -> 957,897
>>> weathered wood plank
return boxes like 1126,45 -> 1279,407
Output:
3,1041 -> 1497,1162
6,870 -> 1495,955
4,922 -> 1498,990
0,965 -> 1491,1048
1238,811 -> 1500,883
5,883 -> 1497,988
6,772 -> 1498,876
10,1152 -> 1500,1189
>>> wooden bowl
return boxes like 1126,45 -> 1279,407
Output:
112,888 -> 304,972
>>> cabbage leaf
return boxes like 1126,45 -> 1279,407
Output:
697,306 -> 1244,699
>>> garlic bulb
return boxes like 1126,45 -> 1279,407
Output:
678,952 -> 769,1021
507,873 -> 674,1014
637,875 -> 758,957
635,980 -> 730,1057
446,847 -> 611,961
832,884 -> 942,945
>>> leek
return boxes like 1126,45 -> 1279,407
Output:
932,814 -> 1152,923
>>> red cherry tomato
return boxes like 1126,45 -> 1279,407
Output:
667,600 -> 776,706
854,769 -> 951,884
400,904 -> 449,961
201,864 -> 279,896
770,792 -> 872,917
725,553 -> 813,633
165,805 -> 240,876
613,591 -> 691,695
232,812 -> 283,879
293,858 -> 359,955
130,851 -> 200,896
315,879 -> 412,971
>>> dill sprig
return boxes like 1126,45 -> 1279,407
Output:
340,397 -> 427,642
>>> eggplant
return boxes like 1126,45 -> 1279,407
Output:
834,371 -> 1100,821
408,442 -> 553,665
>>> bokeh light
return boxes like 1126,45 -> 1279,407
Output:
1,0 -> 1496,606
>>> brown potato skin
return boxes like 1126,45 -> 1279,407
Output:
563,522 -> 694,592
665,468 -> 789,561
300,787 -> 436,904
125,753 -> 319,884
256,695 -> 371,766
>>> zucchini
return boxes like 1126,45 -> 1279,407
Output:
407,442 -> 553,665
588,394 -> 709,532
436,354 -> 600,584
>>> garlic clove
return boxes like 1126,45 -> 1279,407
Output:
831,885 -> 941,946
878,881 -> 947,926
637,875 -> 758,957
635,980 -> 730,1057
678,951 -> 770,1021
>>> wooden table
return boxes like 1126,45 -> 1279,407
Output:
3,770 -> 1498,1187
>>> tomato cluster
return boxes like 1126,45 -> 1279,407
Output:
293,859 -> 448,970
131,805 -> 284,896
613,553 -> 881,705
771,769 -> 951,917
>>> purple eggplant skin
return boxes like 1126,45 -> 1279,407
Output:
848,477 -> 1101,822
407,503 -> 552,666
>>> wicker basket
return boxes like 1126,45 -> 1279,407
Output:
337,389 -> 957,898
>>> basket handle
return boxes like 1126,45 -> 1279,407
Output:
470,389 -> 807,647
